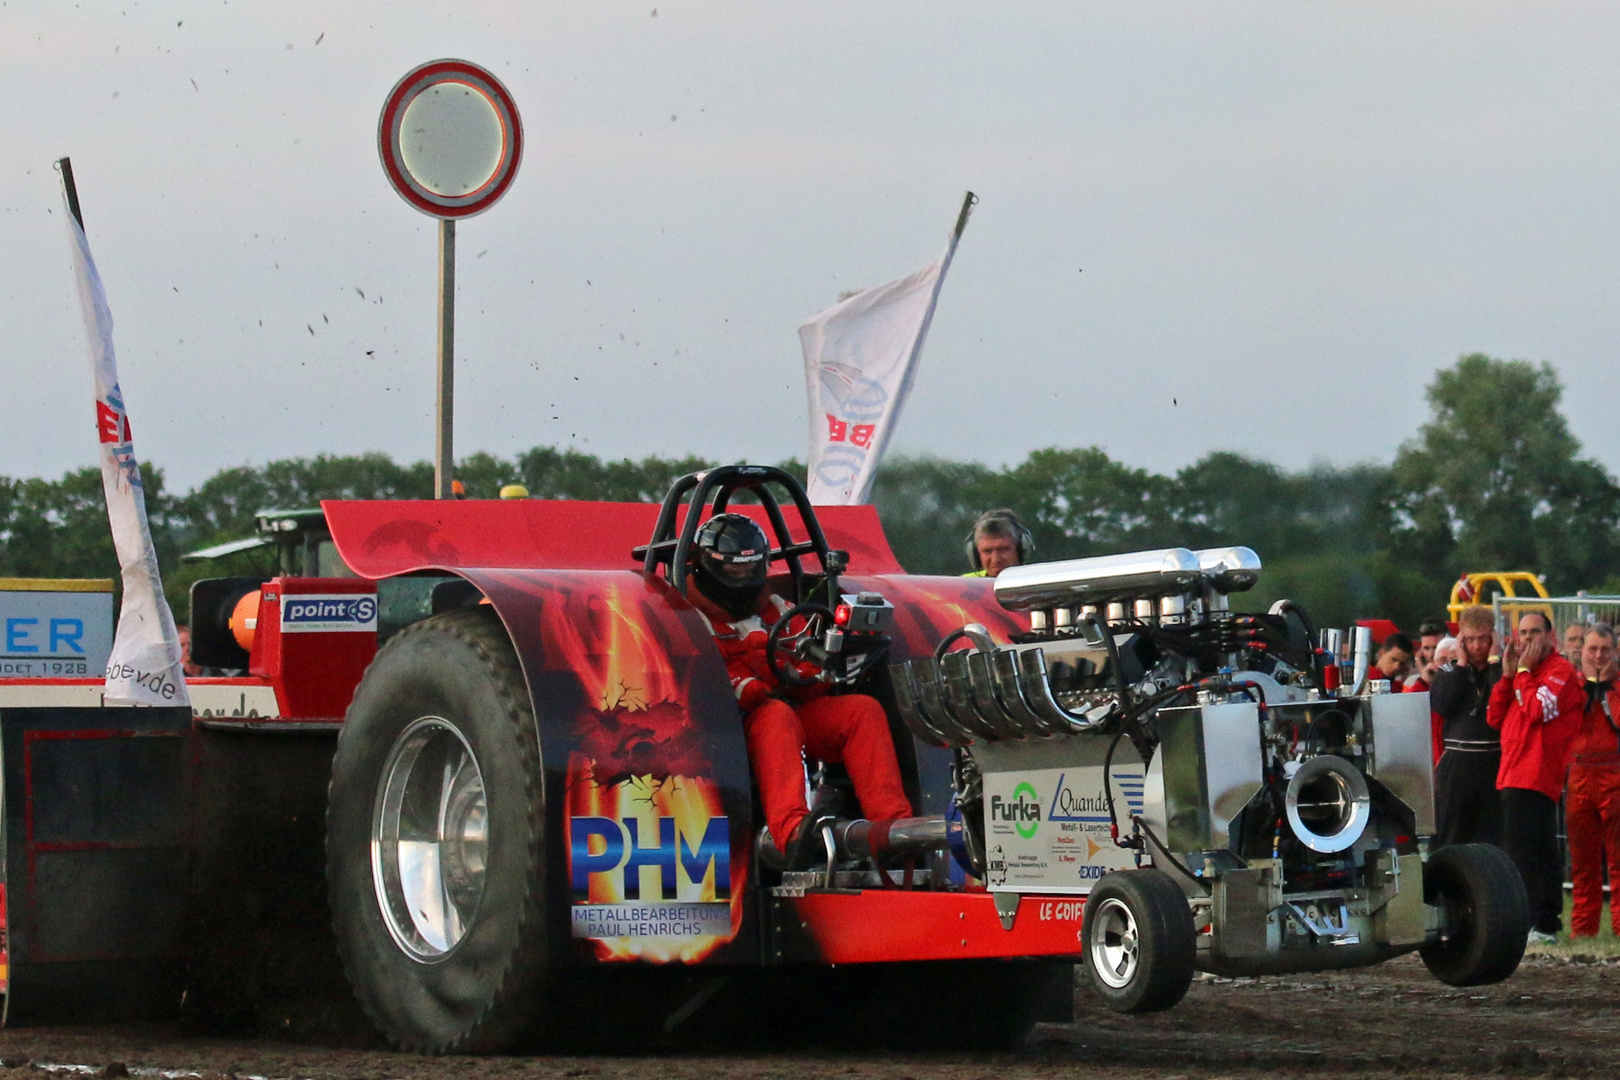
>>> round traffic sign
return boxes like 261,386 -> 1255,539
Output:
379,59 -> 523,219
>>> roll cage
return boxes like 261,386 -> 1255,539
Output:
633,465 -> 850,605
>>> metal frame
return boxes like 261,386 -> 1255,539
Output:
1490,593 -> 1620,635
637,465 -> 835,603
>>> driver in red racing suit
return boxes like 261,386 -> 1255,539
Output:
683,513 -> 912,865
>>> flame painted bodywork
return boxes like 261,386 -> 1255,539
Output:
0,494 -> 1078,1036
319,499 -> 1048,969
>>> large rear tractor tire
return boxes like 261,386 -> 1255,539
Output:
1419,843 -> 1529,987
1081,869 -> 1196,1013
327,606 -> 548,1053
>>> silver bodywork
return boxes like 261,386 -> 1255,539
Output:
993,548 -> 1205,611
893,544 -> 1449,977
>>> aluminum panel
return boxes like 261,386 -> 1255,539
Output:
1201,702 -> 1265,849
1156,707 -> 1211,851
1156,702 -> 1263,853
1367,691 -> 1436,835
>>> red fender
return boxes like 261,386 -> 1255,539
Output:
324,499 -> 1032,967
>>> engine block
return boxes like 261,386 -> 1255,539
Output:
894,545 -> 1449,976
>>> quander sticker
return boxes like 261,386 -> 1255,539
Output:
985,765 -> 1142,893
280,594 -> 378,633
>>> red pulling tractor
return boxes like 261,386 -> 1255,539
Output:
0,466 -> 1526,1051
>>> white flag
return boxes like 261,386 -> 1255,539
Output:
63,196 -> 190,708
800,192 -> 975,505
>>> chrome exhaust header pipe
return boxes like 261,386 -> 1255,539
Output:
992,649 -> 1053,736
938,651 -> 1002,741
1017,648 -> 1112,733
890,643 -> 1119,747
836,816 -> 950,859
891,660 -> 956,747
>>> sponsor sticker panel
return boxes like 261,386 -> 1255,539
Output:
280,594 -> 378,633
566,771 -> 741,963
983,765 -> 1144,892
570,901 -> 732,941
0,586 -> 113,678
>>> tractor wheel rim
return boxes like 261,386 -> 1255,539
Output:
372,716 -> 489,962
1090,897 -> 1141,989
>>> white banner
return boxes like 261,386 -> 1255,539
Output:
64,197 -> 190,708
800,193 -> 975,505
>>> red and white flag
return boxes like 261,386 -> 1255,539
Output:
800,193 -> 975,505
63,193 -> 189,707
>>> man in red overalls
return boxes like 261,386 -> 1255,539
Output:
683,513 -> 912,866
1569,623 -> 1620,937
1488,610 -> 1585,943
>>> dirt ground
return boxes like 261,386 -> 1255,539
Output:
0,952 -> 1615,1080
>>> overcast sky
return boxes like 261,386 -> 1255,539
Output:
6,1 -> 1620,493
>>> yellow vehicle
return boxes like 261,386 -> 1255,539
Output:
1446,571 -> 1550,622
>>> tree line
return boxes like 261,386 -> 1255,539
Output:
3,354 -> 1616,631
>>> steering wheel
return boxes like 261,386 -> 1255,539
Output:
765,600 -> 890,689
766,602 -> 835,688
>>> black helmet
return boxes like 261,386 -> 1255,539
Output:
691,513 -> 771,618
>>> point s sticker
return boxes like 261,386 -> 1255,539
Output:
280,594 -> 378,633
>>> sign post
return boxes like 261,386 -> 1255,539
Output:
378,60 -> 524,498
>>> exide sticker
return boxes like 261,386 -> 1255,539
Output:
280,594 -> 378,633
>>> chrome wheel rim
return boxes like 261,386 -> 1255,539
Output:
1090,896 -> 1141,989
372,716 -> 489,961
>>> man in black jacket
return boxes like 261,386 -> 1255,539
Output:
1430,605 -> 1505,847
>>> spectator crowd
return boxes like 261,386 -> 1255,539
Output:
1425,608 -> 1620,944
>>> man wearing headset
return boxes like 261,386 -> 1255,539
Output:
963,509 -> 1034,579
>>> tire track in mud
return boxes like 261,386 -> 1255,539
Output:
1042,954 -> 1620,1078
1,955 -> 1617,1080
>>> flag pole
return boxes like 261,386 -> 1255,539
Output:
951,190 -> 977,243
57,157 -> 85,229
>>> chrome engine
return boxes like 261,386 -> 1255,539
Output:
894,546 -> 1440,975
